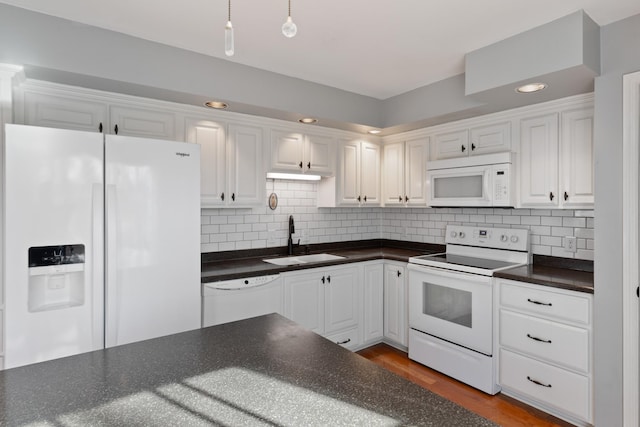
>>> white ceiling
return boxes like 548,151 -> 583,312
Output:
2,0 -> 640,100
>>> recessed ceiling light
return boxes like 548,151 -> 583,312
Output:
204,101 -> 229,109
299,117 -> 318,124
515,83 -> 547,94
368,129 -> 382,135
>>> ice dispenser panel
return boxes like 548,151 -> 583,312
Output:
28,245 -> 85,312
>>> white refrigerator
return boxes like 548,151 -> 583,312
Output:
4,124 -> 201,369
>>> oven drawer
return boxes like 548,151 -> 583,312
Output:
500,349 -> 591,423
325,327 -> 359,351
499,309 -> 589,373
499,281 -> 591,325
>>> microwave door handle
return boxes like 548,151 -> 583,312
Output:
483,169 -> 491,202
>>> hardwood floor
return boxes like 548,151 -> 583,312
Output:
357,344 -> 575,427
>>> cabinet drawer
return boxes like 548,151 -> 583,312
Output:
500,349 -> 591,423
325,327 -> 359,351
500,309 -> 589,373
500,282 -> 590,325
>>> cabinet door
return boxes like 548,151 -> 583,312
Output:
360,141 -> 381,205
337,139 -> 361,206
469,121 -> 511,155
109,105 -> 176,140
519,114 -> 559,207
384,264 -> 407,346
305,134 -> 335,175
561,108 -> 594,208
284,274 -> 325,334
228,124 -> 264,206
382,142 -> 405,206
363,263 -> 384,343
404,138 -> 429,206
324,266 -> 360,335
432,129 -> 469,159
185,117 -> 226,207
270,130 -> 305,173
23,91 -> 107,133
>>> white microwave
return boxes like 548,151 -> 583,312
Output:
426,152 -> 514,207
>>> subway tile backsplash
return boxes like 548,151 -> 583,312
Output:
201,180 -> 594,260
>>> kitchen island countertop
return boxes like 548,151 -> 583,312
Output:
0,313 -> 495,426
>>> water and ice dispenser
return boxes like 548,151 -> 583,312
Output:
28,245 -> 85,312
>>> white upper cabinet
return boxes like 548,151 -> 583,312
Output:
228,124 -> 265,207
431,122 -> 511,160
186,118 -> 264,208
19,88 -> 176,140
519,102 -> 594,209
382,137 -> 429,206
185,117 -> 227,207
269,129 -> 335,176
318,138 -> 381,207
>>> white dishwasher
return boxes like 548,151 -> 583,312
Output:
202,274 -> 283,327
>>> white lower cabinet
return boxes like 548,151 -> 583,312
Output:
383,262 -> 408,348
362,262 -> 384,345
496,279 -> 593,425
283,264 -> 362,350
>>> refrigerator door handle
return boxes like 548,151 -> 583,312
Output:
92,183 -> 105,350
105,184 -> 118,347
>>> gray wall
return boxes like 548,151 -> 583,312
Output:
594,13 -> 640,426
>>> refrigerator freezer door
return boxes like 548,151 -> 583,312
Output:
4,124 -> 105,369
104,135 -> 201,347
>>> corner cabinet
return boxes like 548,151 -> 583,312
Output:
318,139 -> 380,207
283,264 -> 362,350
519,102 -> 594,209
269,129 -> 335,176
186,118 -> 264,208
382,138 -> 429,206
496,279 -> 593,425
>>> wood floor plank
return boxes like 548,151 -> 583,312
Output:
357,344 -> 574,427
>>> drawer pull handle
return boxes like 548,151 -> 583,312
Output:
527,298 -> 552,306
527,376 -> 552,388
527,333 -> 552,344
336,338 -> 351,345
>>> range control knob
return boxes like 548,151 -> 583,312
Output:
450,231 -> 458,238
510,235 -> 519,243
500,234 -> 508,242
459,231 -> 466,239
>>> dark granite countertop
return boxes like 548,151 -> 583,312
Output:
0,314 -> 495,426
201,239 -> 445,283
495,255 -> 594,294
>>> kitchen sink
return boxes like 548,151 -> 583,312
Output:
263,253 -> 345,266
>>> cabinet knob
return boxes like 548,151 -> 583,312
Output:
364,195 -> 367,202
564,191 -> 569,201
221,192 -> 225,201
327,275 -> 331,283
307,162 -> 311,169
114,124 -> 119,135
471,143 -> 476,151
321,276 -> 326,284
398,196 -> 402,202
397,270 -> 401,277
357,195 -> 362,202
299,161 -> 303,169
405,195 -> 409,202
549,192 -> 555,201
231,193 -> 236,202
98,122 -> 103,133
461,144 -> 466,153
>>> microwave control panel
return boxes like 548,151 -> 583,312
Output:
493,165 -> 511,205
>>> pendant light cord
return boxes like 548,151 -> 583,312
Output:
288,0 -> 291,17
228,0 -> 231,22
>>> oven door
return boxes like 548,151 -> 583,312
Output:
408,264 -> 493,355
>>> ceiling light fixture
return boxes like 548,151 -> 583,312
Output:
299,117 -> 317,124
267,172 -> 321,181
204,101 -> 229,109
368,129 -> 382,135
224,0 -> 234,57
282,0 -> 298,38
515,82 -> 547,93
